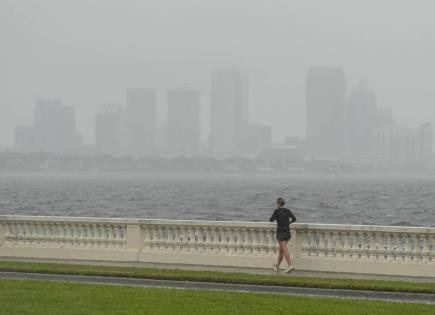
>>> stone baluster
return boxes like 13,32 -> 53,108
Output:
214,226 -> 221,253
344,232 -> 353,259
402,233 -> 410,262
304,230 -> 312,255
33,223 -> 39,243
257,229 -> 266,255
154,225 -> 162,250
193,226 -> 200,252
20,223 -> 27,245
391,233 -> 399,261
111,225 -> 118,248
0,221 -> 5,246
314,231 -> 322,257
201,227 -> 209,253
336,232 -> 345,258
237,227 -> 245,254
176,226 -> 184,251
429,235 -> 435,262
84,224 -> 91,247
175,226 -> 183,251
185,225 -> 192,251
228,227 -> 235,253
253,228 -> 259,254
219,227 -> 227,253
240,228 -> 248,255
13,222 -> 24,244
164,226 -> 172,250
235,227 -> 243,254
97,224 -> 104,248
203,227 -> 211,253
267,229 -> 276,254
409,234 -> 417,262
329,231 -> 338,258
165,226 -> 174,250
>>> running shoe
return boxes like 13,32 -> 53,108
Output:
284,265 -> 295,273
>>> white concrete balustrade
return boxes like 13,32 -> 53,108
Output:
0,215 -> 434,277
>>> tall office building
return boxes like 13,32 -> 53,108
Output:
374,123 -> 432,167
95,105 -> 123,156
32,97 -> 82,154
210,70 -> 248,157
14,126 -> 34,148
125,88 -> 156,157
417,123 -> 433,164
247,123 -> 272,154
306,67 -> 347,159
346,83 -> 378,158
376,108 -> 395,127
167,88 -> 200,157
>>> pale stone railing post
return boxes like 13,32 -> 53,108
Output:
289,227 -> 301,260
0,220 -> 5,247
126,224 -> 143,253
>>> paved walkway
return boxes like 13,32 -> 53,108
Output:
1,271 -> 434,305
2,257 -> 435,283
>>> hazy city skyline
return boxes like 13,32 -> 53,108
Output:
2,1 -> 435,147
11,66 -> 433,168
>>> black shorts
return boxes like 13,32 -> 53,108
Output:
276,231 -> 291,241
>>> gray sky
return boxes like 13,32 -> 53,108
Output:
1,0 -> 435,146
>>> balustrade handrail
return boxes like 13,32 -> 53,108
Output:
293,223 -> 435,234
1,215 -> 435,233
0,215 -> 275,228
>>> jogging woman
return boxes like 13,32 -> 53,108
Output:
269,197 -> 296,273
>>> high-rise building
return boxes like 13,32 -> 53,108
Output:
14,126 -> 34,148
95,105 -> 123,156
124,88 -> 156,157
373,123 -> 432,167
417,123 -> 433,164
376,108 -> 395,127
346,83 -> 378,158
306,67 -> 347,159
210,70 -> 248,157
167,88 -> 200,157
247,123 -> 272,154
32,97 -> 82,154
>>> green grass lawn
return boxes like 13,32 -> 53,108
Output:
1,260 -> 435,294
0,278 -> 434,315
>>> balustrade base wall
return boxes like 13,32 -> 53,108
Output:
294,257 -> 435,278
0,246 -> 138,262
137,251 -> 276,268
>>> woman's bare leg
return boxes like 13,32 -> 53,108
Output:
277,246 -> 284,267
280,241 -> 292,266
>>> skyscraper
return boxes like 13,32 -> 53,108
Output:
167,88 -> 200,157
210,70 -> 248,157
373,123 -> 432,167
306,67 -> 347,159
417,123 -> 433,164
125,88 -> 156,157
14,126 -> 34,148
346,83 -> 378,158
95,105 -> 123,156
376,108 -> 395,127
247,123 -> 272,154
32,97 -> 82,154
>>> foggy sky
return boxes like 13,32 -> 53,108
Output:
2,0 -> 435,146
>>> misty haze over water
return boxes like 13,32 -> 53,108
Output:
1,173 -> 434,227
2,1 -> 435,227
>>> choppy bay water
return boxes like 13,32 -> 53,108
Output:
0,173 -> 434,227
